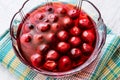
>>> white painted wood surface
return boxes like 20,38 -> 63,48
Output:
0,0 -> 120,80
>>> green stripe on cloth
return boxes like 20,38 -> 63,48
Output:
7,55 -> 16,69
0,28 -> 120,80
0,29 -> 9,41
0,36 -> 12,62
90,35 -> 120,80
98,47 -> 120,80
0,31 -> 37,80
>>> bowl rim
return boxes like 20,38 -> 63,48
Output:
10,0 -> 107,77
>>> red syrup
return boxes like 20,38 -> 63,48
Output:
17,2 -> 96,72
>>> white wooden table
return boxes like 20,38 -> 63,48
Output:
0,0 -> 120,80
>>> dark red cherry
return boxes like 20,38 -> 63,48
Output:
80,11 -> 87,17
43,60 -> 57,71
20,34 -> 31,43
28,25 -> 34,29
30,53 -> 42,67
69,36 -> 81,46
34,13 -> 44,20
45,32 -> 56,42
81,30 -> 95,43
51,23 -> 61,32
70,26 -> 81,36
37,44 -> 49,53
69,48 -> 82,59
46,6 -> 54,12
68,9 -> 79,19
58,56 -> 72,71
48,14 -> 58,22
73,57 -> 86,67
33,34 -> 43,44
63,17 -> 73,28
44,18 -> 49,22
37,23 -> 50,32
79,16 -> 92,29
73,60 -> 84,68
82,43 -> 93,56
19,3 -> 97,72
57,42 -> 70,53
46,50 -> 59,60
24,23 -> 34,32
57,7 -> 66,14
57,30 -> 68,41
25,24 -> 34,30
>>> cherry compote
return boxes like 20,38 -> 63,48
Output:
17,2 -> 97,72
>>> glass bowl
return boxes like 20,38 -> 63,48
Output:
10,0 -> 106,78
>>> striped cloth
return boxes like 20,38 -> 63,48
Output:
0,28 -> 120,80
